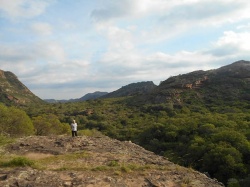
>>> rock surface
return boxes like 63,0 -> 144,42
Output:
0,135 -> 224,187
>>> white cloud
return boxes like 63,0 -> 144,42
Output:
91,0 -> 250,46
91,0 -> 135,22
30,22 -> 52,35
142,0 -> 250,43
237,22 -> 250,30
36,41 -> 66,61
1,0 -> 250,99
0,40 -> 91,87
0,0 -> 53,20
216,31 -> 250,51
91,0 -> 203,22
204,30 -> 250,60
91,0 -> 250,25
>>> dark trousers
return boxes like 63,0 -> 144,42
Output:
72,131 -> 77,137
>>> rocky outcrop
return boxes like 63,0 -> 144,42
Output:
0,135 -> 224,187
182,76 -> 209,90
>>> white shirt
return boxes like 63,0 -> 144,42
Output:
71,122 -> 77,131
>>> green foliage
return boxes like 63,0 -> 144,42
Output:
227,178 -> 240,187
0,103 -> 34,137
202,142 -> 246,183
0,135 -> 14,146
0,157 -> 34,167
32,114 -> 70,135
14,92 -> 250,186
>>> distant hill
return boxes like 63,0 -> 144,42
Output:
44,82 -> 156,103
44,91 -> 109,103
0,70 -> 44,106
4,60 -> 249,107
78,91 -> 108,101
135,60 -> 250,107
102,81 -> 157,99
43,99 -> 68,103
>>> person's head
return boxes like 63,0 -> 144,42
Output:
73,119 -> 75,123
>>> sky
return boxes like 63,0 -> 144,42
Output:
0,0 -> 250,100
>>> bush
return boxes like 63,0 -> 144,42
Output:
0,104 -> 34,137
227,178 -> 240,187
0,157 -> 34,167
0,135 -> 14,146
32,114 -> 70,135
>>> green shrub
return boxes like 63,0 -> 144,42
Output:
0,104 -> 34,137
0,157 -> 34,167
107,160 -> 119,167
228,178 -> 240,187
0,135 -> 14,146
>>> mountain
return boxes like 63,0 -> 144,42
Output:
44,81 -> 156,103
3,60 -> 249,107
44,91 -> 109,103
135,60 -> 250,107
0,70 -> 44,105
44,99 -> 72,103
78,91 -> 108,101
102,81 -> 157,99
0,135 -> 223,187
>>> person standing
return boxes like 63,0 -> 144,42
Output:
71,119 -> 77,137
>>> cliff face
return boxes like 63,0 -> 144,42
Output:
0,135 -> 224,187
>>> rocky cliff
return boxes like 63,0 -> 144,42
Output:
0,135 -> 223,187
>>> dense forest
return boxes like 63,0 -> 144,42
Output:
1,96 -> 250,187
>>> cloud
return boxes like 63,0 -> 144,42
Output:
90,0 -> 178,24
91,0 -> 134,22
0,0 -> 53,20
160,0 -> 243,23
95,23 -> 135,54
141,0 -> 250,44
237,22 -> 250,30
91,0 -> 250,25
1,0 -> 250,100
216,31 -> 250,51
204,31 -> 250,60
0,41 -> 65,63
30,22 -> 53,35
91,0 -> 199,22
91,0 -> 250,46
0,40 -> 90,87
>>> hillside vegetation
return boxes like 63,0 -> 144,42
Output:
1,60 -> 250,186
